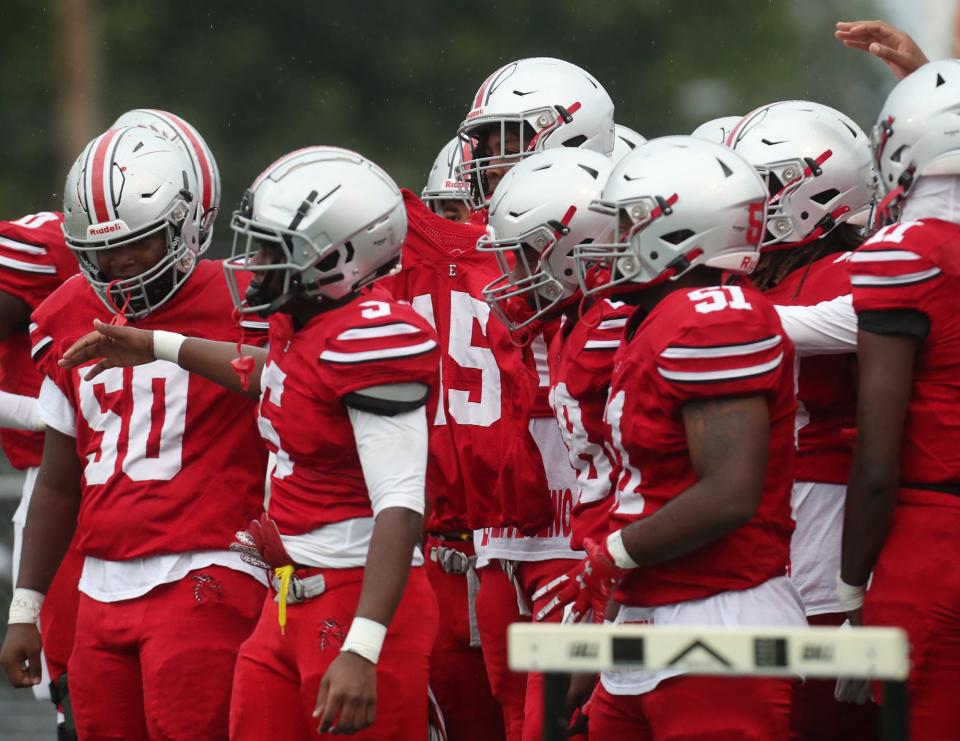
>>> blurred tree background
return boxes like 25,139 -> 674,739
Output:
1,0 -> 889,257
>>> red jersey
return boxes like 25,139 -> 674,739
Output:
847,218 -> 960,490
260,289 -> 439,535
548,300 -> 633,550
607,285 -> 796,606
0,212 -> 78,469
30,260 -> 269,560
764,252 -> 857,484
381,191 -> 551,533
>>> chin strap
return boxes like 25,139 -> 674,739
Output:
874,181 -> 909,229
230,308 -> 256,391
763,204 -> 852,253
105,280 -> 131,326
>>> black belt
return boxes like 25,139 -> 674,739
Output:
903,481 -> 960,496
428,531 -> 473,542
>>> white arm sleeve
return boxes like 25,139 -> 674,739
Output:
39,376 -> 77,437
347,404 -> 427,516
775,294 -> 858,356
0,390 -> 44,430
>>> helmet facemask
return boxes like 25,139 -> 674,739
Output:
68,195 -> 199,320
756,149 -> 846,249
479,221 -> 577,332
226,197 -> 401,317
575,194 -> 685,299
458,107 -> 581,208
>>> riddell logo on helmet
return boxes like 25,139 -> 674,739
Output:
466,107 -> 486,119
88,220 -> 125,236
443,179 -> 467,189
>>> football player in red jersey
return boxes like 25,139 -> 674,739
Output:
451,57 -> 617,741
422,137 -> 472,223
841,61 -> 960,737
59,146 -> 442,739
381,186 -> 519,741
0,127 -> 269,740
477,146 -> 628,734
538,136 -> 807,738
730,100 -> 880,737
0,211 -> 79,725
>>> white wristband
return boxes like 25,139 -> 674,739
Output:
153,330 -> 187,364
341,617 -> 388,664
8,588 -> 44,625
835,571 -> 867,612
605,529 -> 639,569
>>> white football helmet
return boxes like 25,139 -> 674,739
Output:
612,124 -> 647,164
728,100 -> 873,249
421,137 -> 471,215
112,108 -> 221,253
225,146 -> 407,315
477,148 -> 614,331
872,60 -> 960,224
457,57 -> 615,208
690,115 -> 743,144
62,127 -> 202,319
576,136 -> 768,296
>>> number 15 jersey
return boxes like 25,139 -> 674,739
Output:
607,285 -> 796,607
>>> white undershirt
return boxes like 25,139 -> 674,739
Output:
280,405 -> 428,568
38,379 -> 428,599
774,175 -> 960,356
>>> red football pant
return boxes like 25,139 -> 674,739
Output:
789,612 -> 878,740
589,675 -> 793,739
476,563 -> 528,741
230,566 -> 437,741
424,537 -> 505,741
68,565 -> 264,740
863,490 -> 960,739
40,540 -> 83,684
517,559 -> 585,741
475,559 -> 584,741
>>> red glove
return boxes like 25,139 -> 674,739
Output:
229,513 -> 294,569
532,537 -> 632,623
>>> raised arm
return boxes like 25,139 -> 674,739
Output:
835,20 -> 929,79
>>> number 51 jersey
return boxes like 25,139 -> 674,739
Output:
30,261 -> 269,561
607,285 -> 796,607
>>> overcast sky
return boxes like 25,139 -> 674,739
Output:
880,0 -> 954,59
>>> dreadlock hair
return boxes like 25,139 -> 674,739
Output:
750,222 -> 865,296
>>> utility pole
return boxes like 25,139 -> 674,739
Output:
55,0 -> 100,185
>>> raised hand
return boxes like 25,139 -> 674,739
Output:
835,20 -> 929,79
58,319 -> 156,380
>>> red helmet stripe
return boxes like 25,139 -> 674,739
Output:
147,109 -> 215,211
472,65 -> 506,110
724,103 -> 771,148
89,128 -> 122,223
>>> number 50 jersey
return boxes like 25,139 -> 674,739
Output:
607,285 -> 796,607
30,260 -> 269,561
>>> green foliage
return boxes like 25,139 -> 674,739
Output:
1,0 -> 885,256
